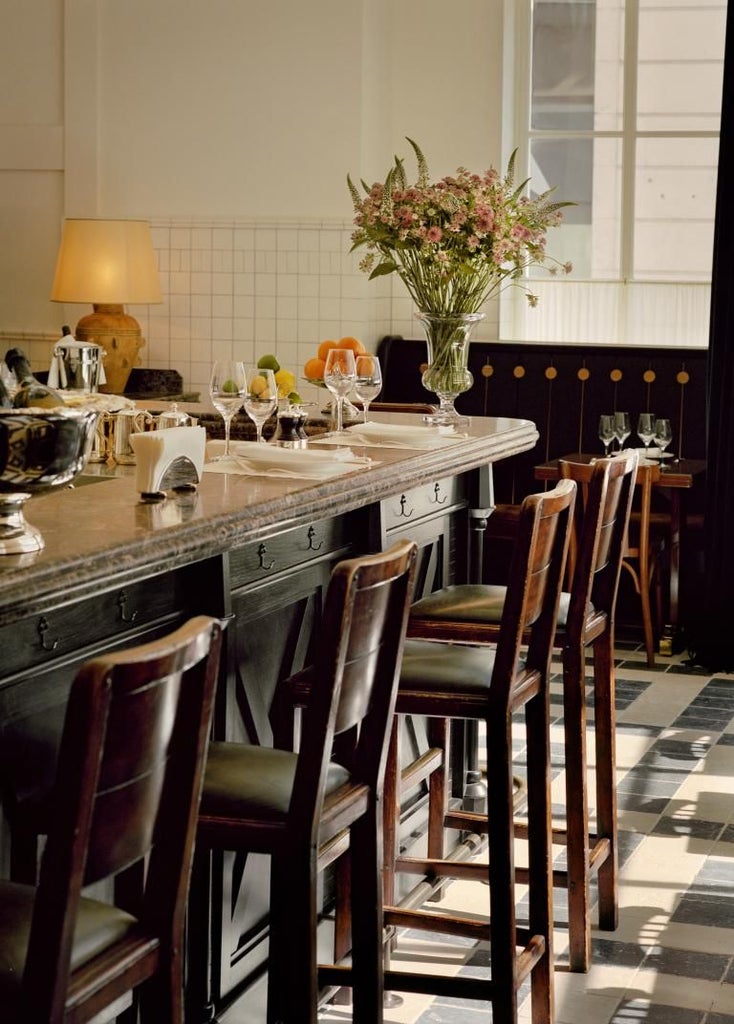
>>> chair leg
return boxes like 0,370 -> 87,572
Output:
269,850 -> 319,1024
592,630 -> 619,932
561,641 -> 592,973
486,716 -> 520,1024
349,807 -> 385,1024
426,716 -> 449,901
525,693 -> 554,1024
382,720 -> 400,911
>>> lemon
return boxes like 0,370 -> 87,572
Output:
274,368 -> 296,397
249,374 -> 269,396
257,354 -> 280,372
222,378 -> 240,393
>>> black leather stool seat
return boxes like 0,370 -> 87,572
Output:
399,639 -> 495,694
0,882 -> 139,1020
411,584 -> 572,629
201,742 -> 351,821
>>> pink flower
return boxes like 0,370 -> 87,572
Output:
427,226 -> 443,243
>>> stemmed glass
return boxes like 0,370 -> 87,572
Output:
323,348 -> 357,433
653,417 -> 673,462
598,414 -> 615,456
637,412 -> 656,455
613,411 -> 631,451
209,360 -> 246,461
353,354 -> 382,423
244,367 -> 277,443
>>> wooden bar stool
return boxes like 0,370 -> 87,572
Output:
394,451 -> 638,974
0,616 -> 222,1023
622,459 -> 663,666
195,541 -> 418,1024
380,479 -> 576,1024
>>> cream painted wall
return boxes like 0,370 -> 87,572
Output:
0,0 -> 506,393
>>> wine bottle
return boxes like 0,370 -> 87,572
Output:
5,348 -> 66,409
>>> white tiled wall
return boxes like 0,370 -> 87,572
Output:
2,215 -> 501,398
135,217 -> 395,402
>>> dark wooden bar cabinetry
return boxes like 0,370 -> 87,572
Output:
0,413 -> 536,1020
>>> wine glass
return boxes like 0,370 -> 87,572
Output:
613,411 -> 631,451
653,417 -> 673,462
243,367 -> 277,443
353,354 -> 382,423
637,412 -> 656,455
598,414 -> 615,456
209,360 -> 246,461
323,348 -> 357,434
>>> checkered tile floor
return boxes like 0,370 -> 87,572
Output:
319,637 -> 734,1024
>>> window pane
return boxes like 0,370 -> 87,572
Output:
530,136 -> 622,279
634,137 -> 719,280
637,4 -> 726,131
531,1 -> 597,131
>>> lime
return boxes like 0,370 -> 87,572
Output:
288,391 -> 303,404
257,354 -> 280,372
222,378 -> 239,393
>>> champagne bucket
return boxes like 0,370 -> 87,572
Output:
52,341 -> 106,393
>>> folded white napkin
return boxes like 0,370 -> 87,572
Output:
204,440 -> 372,479
311,422 -> 468,450
131,426 -> 207,493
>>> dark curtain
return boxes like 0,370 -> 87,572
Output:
687,0 -> 734,670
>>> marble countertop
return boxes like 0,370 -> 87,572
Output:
0,414 -> 537,623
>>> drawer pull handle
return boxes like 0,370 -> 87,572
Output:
38,616 -> 59,652
306,526 -> 323,551
258,544 -> 275,571
397,494 -> 414,519
431,482 -> 447,505
117,590 -> 139,624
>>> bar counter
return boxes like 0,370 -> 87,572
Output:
0,411 -> 537,1018
0,413 -> 537,621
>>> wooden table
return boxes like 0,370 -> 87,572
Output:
534,452 -> 706,649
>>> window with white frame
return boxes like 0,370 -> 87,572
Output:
502,0 -> 726,347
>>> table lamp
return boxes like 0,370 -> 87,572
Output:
50,218 -> 162,395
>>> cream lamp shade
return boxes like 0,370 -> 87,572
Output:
50,218 -> 162,394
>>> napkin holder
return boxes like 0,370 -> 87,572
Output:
129,426 -> 206,502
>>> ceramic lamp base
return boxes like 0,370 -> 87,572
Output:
75,303 -> 145,395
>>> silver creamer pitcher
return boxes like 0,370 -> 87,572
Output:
51,340 -> 106,393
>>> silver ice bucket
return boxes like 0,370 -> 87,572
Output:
52,341 -> 106,393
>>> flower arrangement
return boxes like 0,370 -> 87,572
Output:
348,138 -> 571,315
347,139 -> 571,421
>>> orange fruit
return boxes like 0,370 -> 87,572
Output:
317,339 -> 339,361
338,336 -> 366,355
304,356 -> 326,381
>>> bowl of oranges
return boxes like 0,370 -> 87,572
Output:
303,336 -> 367,386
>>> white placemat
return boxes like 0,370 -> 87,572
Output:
310,422 -> 468,450
204,440 -> 372,479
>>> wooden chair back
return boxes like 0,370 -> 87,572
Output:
289,540 -> 418,841
490,478 -> 576,709
559,450 -> 639,639
18,615 -> 222,1022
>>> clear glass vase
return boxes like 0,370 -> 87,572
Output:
416,311 -> 484,428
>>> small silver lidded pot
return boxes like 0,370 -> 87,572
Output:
270,405 -> 308,448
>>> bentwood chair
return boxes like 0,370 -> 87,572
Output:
393,451 -> 638,974
380,479 -> 576,1024
195,540 -> 418,1024
0,615 -> 222,1023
